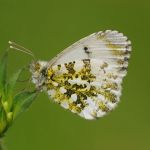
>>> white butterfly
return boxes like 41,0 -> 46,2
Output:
9,30 -> 131,120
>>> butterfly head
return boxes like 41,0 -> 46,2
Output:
30,61 -> 48,89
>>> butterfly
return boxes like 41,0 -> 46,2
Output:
9,30 -> 131,120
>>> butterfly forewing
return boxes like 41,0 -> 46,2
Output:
49,30 -> 131,66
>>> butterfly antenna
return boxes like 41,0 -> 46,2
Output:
8,41 -> 36,59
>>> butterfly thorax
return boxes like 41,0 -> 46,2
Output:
30,61 -> 49,89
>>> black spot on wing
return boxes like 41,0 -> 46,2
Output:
83,46 -> 91,56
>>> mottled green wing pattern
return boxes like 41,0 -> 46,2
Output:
43,58 -> 127,119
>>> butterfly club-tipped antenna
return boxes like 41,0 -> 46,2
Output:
8,41 -> 36,60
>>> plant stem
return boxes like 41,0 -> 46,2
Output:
0,137 -> 5,150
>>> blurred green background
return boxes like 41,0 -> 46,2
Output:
0,0 -> 150,150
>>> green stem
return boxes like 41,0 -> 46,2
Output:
0,137 -> 6,150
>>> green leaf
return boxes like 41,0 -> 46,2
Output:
0,51 -> 8,92
0,105 -> 7,136
7,68 -> 23,96
6,68 -> 24,111
12,91 -> 38,120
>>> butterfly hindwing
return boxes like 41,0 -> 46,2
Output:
45,58 -> 127,119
